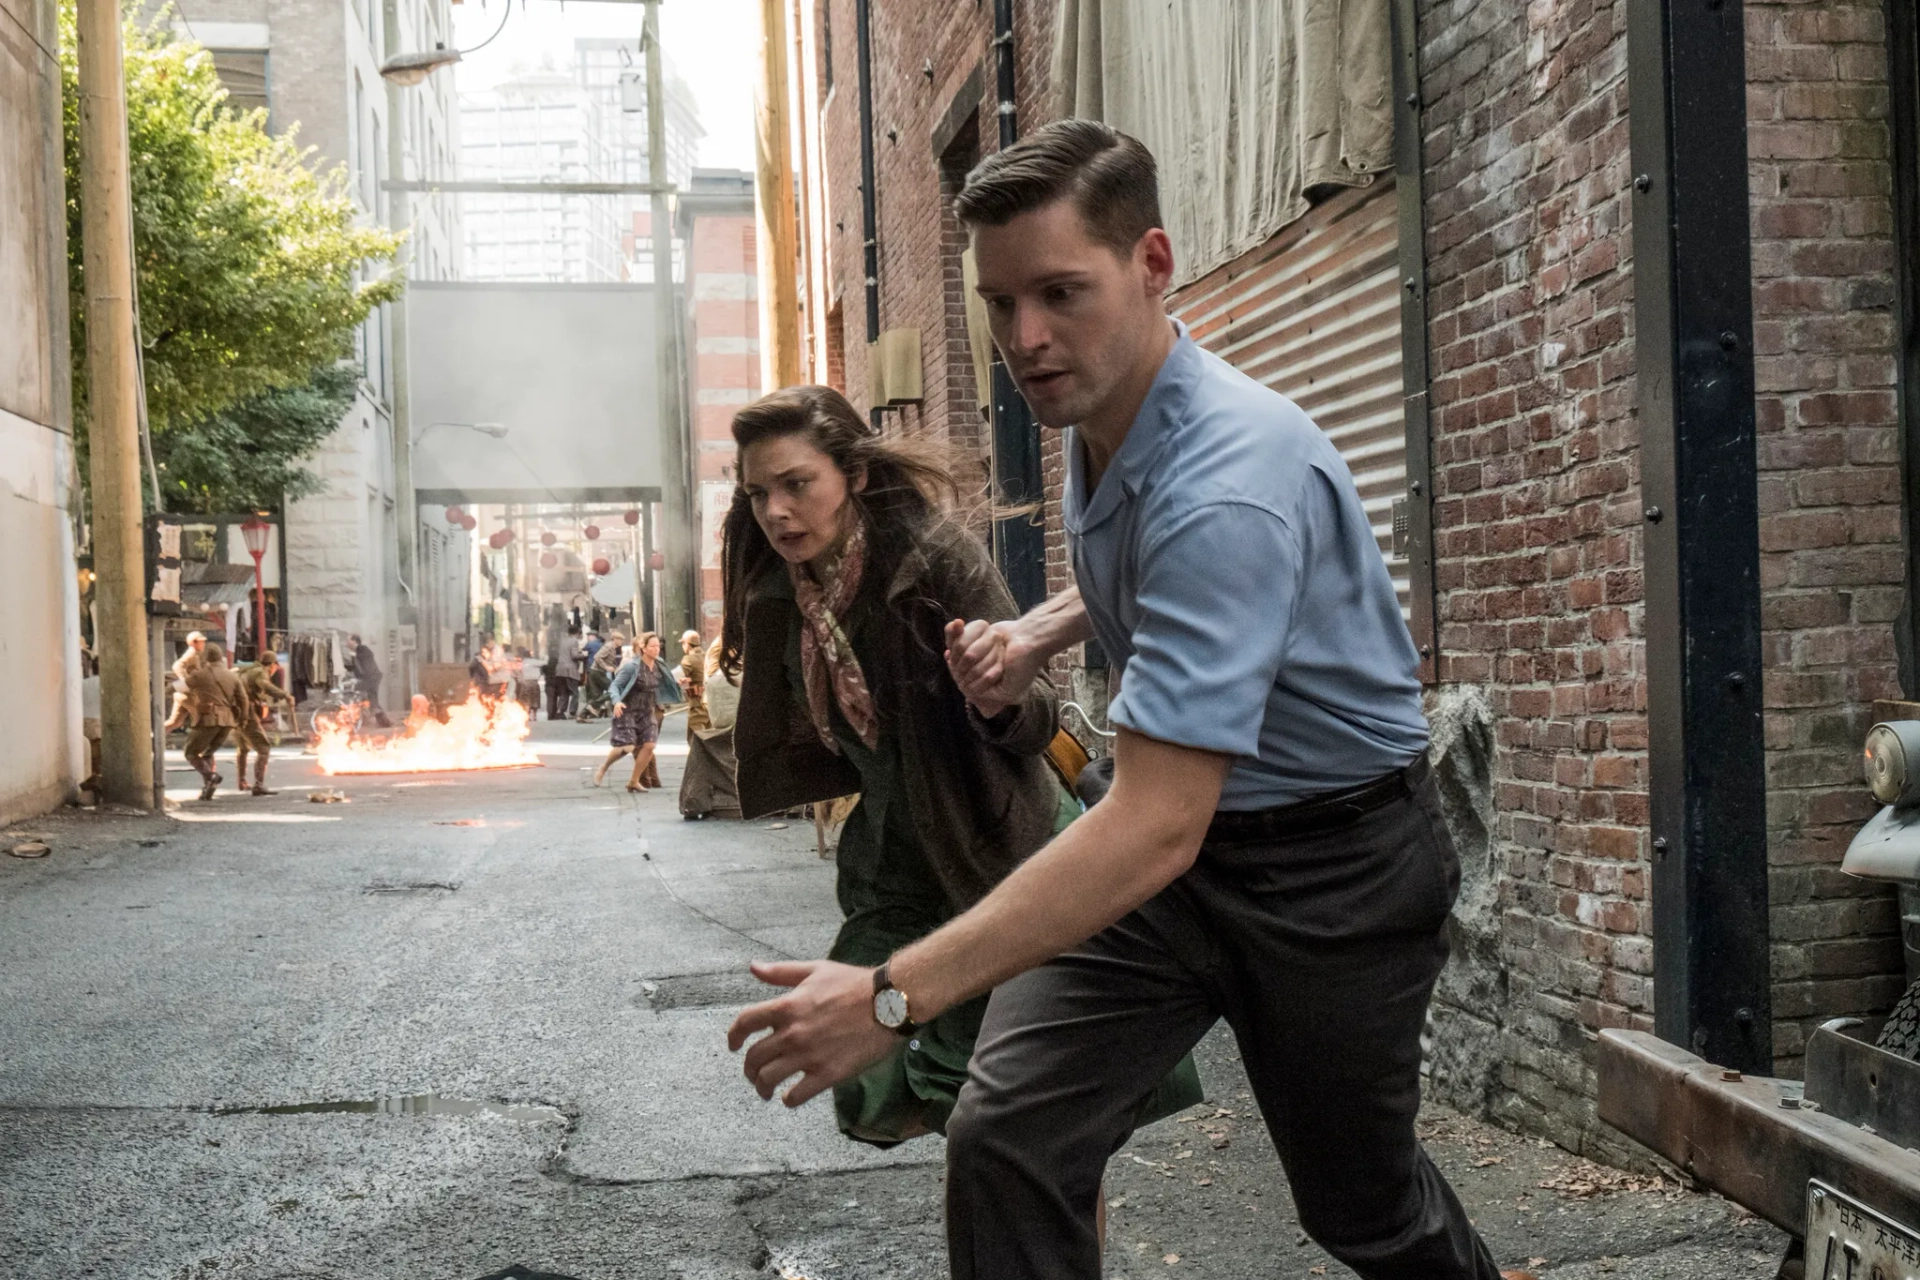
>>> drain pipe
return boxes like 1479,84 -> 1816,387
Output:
993,0 -> 1018,147
855,0 -> 881,430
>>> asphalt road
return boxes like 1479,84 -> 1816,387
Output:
0,720 -> 1787,1279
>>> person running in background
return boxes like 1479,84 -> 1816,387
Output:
583,631 -> 624,717
162,631 -> 207,735
679,630 -> 709,737
592,632 -> 678,791
233,650 -> 294,796
348,634 -> 392,728
183,643 -> 248,802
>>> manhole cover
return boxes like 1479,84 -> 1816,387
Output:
638,971 -> 774,1012
473,1267 -> 587,1280
361,881 -> 459,894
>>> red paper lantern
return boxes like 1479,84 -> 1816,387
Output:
540,531 -> 556,546
461,514 -> 478,530
649,551 -> 666,570
540,551 -> 558,569
583,523 -> 601,540
591,557 -> 612,576
488,529 -> 511,550
444,505 -> 464,524
623,509 -> 640,526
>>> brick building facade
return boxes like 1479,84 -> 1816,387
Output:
780,0 -> 1916,1150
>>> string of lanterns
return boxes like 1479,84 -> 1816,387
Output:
442,507 -> 647,578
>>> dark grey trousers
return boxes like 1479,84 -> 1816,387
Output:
945,770 -> 1504,1280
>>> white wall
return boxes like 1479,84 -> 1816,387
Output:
0,0 -> 85,822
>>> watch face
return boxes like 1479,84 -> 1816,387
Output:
874,987 -> 909,1029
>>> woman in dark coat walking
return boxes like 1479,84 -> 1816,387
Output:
721,385 -> 1199,1147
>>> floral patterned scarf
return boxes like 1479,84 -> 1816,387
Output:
789,519 -> 880,753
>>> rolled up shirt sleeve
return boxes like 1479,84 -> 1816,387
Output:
1107,500 -> 1300,759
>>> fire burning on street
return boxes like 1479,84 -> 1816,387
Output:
312,695 -> 542,775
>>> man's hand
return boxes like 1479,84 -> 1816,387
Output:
944,619 -> 1046,719
727,960 -> 899,1107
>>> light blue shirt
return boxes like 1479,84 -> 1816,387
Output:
1065,322 -> 1429,810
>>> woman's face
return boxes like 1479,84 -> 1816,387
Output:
741,433 -> 863,565
644,635 -> 663,660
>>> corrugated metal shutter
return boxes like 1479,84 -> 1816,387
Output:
1169,178 -> 1410,613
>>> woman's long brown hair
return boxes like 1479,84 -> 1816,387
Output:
718,385 -> 957,678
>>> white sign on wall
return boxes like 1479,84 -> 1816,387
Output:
700,481 -> 734,571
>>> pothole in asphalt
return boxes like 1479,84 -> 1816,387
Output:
216,1094 -> 567,1125
637,970 -> 772,1011
361,880 -> 459,894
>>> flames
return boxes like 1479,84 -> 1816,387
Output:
312,694 -> 542,775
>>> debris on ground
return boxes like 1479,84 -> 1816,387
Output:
8,841 -> 49,858
309,789 -> 349,804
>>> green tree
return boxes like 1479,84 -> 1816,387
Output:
62,5 -> 402,509
158,363 -> 361,514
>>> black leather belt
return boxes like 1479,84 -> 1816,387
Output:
1204,754 -> 1430,845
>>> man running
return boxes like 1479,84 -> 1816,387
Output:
233,650 -> 294,795
728,120 -> 1530,1280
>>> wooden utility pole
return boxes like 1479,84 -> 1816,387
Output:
754,0 -> 802,391
645,0 -> 692,635
76,0 -> 155,809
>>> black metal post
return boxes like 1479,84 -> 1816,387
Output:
1629,0 -> 1771,1072
1885,1 -> 1920,695
988,0 -> 1047,611
1388,0 -> 1436,676
854,0 -> 879,348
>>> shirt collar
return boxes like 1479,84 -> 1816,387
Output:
1064,319 -> 1200,535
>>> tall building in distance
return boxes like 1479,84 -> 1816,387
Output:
458,38 -> 703,283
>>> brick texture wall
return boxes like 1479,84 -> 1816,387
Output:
1416,0 -> 1648,1152
685,208 -> 762,640
814,0 -> 1058,521
1747,0 -> 1907,1070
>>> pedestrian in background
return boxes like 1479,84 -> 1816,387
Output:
233,651 -> 294,795
348,633 -> 392,728
546,619 -> 582,721
583,631 -> 624,717
183,643 -> 247,802
162,630 -> 207,735
679,630 -> 709,736
593,632 -> 679,791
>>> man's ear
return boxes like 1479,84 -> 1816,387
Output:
1138,227 -> 1176,296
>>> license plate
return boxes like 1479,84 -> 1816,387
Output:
1808,1180 -> 1920,1279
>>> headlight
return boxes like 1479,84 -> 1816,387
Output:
1865,722 -> 1920,807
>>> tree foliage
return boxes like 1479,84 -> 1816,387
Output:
62,5 -> 402,509
158,364 -> 361,515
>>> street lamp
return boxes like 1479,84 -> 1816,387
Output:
379,45 -> 461,86
240,513 -> 272,662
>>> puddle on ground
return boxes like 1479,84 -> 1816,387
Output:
217,1094 -> 567,1125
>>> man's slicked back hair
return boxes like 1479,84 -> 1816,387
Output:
954,119 -> 1161,256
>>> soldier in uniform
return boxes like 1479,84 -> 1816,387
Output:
162,631 -> 207,735
183,643 -> 248,802
233,650 -> 295,796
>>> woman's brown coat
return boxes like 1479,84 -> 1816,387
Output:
733,520 -> 1062,912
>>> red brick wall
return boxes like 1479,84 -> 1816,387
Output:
686,208 -> 761,640
1417,0 -> 1647,1150
813,0 -> 1058,522
1747,0 -> 1906,1070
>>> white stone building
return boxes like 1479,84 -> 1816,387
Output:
174,0 -> 472,699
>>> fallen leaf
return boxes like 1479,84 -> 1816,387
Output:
767,822 -> 789,830
1212,1134 -> 1231,1149
8,842 -> 49,859
1163,1254 -> 1180,1265
1474,1156 -> 1503,1167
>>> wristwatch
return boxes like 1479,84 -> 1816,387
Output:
872,963 -> 921,1036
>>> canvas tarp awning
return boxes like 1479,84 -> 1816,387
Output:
1050,0 -> 1394,287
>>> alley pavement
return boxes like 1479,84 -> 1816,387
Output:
1,720 -> 1786,1279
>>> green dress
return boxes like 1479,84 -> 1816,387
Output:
785,595 -> 1204,1147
